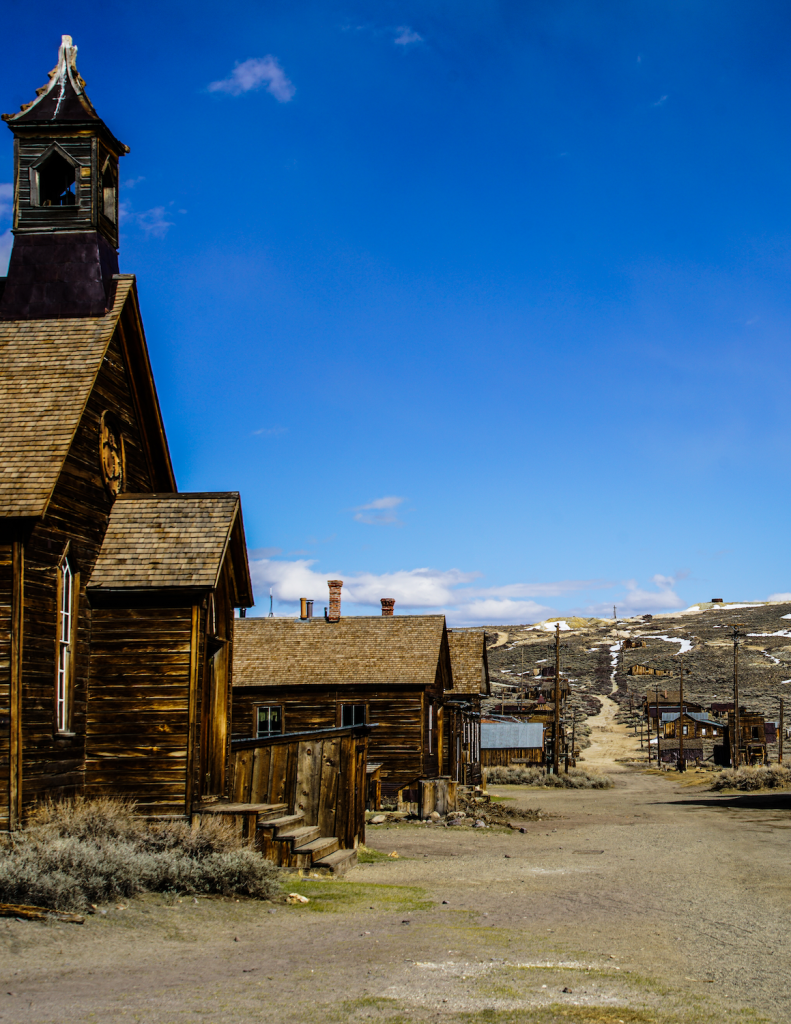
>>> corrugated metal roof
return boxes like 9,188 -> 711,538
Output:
481,721 -> 543,750
661,712 -> 722,726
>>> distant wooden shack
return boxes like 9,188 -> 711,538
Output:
444,629 -> 489,785
728,710 -> 768,765
231,606 -> 450,799
481,718 -> 545,767
658,711 -> 725,765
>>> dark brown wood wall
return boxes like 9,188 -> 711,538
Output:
232,682 -> 441,796
481,747 -> 543,767
86,605 -> 195,815
0,546 -> 11,828
6,327 -> 157,815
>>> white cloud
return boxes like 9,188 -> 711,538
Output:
0,230 -> 12,275
136,206 -> 175,238
394,26 -> 423,45
209,56 -> 295,102
353,495 -> 405,526
769,593 -> 791,602
0,182 -> 13,221
653,95 -> 668,107
587,573 -> 686,617
252,426 -> 287,437
248,558 -> 688,625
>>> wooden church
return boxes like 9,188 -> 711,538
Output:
0,36 -> 253,829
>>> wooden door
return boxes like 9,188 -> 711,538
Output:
201,642 -> 229,798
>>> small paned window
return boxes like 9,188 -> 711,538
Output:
39,151 -> 76,207
101,158 -> 117,223
752,726 -> 760,740
341,704 -> 366,727
256,705 -> 283,738
682,725 -> 688,736
56,559 -> 73,732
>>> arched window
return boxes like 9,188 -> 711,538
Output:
57,559 -> 74,732
38,151 -> 76,207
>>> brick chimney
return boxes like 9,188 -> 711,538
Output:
380,598 -> 395,617
327,580 -> 343,622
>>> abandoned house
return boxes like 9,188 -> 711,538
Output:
658,711 -> 725,765
231,584 -> 451,799
0,37 -> 256,826
443,629 -> 489,785
728,709 -> 768,766
480,717 -> 545,767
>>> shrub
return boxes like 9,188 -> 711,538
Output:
710,764 -> 791,792
484,765 -> 613,789
0,797 -> 281,912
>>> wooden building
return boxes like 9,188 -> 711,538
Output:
232,594 -> 450,798
728,710 -> 768,766
443,629 -> 489,785
658,711 -> 725,766
480,718 -> 545,767
0,37 -> 253,828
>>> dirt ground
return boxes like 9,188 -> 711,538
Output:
1,698 -> 790,1024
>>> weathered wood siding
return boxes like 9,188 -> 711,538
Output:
481,747 -> 543,767
86,605 -> 194,815
1,324 -> 158,816
232,682 -> 441,796
229,726 -> 369,850
0,546 -> 11,828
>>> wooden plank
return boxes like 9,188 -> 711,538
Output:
185,604 -> 200,812
294,738 -> 322,826
9,541 -> 23,828
249,745 -> 271,804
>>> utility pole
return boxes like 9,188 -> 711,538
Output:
677,656 -> 685,772
654,682 -> 662,769
553,623 -> 561,776
780,697 -> 785,764
731,624 -> 747,768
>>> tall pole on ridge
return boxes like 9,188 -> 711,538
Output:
677,656 -> 685,772
553,623 -> 561,776
731,624 -> 746,768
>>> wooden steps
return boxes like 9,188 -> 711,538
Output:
193,801 -> 356,874
312,848 -> 357,876
290,835 -> 339,869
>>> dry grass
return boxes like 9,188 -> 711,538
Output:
485,766 -> 613,789
0,796 -> 281,912
709,764 -> 791,791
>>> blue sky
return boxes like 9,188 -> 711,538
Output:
2,1 -> 791,623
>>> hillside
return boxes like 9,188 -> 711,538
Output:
482,601 -> 791,726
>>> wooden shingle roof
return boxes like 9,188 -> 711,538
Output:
233,615 -> 447,688
89,492 -> 247,594
0,278 -> 134,518
447,629 -> 490,694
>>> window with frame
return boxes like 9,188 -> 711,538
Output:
682,724 -> 688,736
340,704 -> 366,727
255,705 -> 283,738
56,559 -> 74,733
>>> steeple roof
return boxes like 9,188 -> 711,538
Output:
2,35 -> 128,152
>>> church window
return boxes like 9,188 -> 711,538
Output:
38,150 -> 77,207
56,559 -> 74,733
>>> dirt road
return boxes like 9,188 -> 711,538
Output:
1,698 -> 789,1023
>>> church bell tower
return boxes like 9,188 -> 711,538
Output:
0,35 -> 129,319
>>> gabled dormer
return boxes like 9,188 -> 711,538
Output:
0,35 -> 129,319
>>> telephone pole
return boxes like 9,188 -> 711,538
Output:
654,682 -> 663,769
553,623 -> 561,776
780,697 -> 785,764
677,656 -> 685,772
731,624 -> 747,768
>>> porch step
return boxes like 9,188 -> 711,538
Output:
290,836 -> 340,868
313,848 -> 358,876
276,825 -> 321,848
199,802 -> 288,820
256,814 -> 305,837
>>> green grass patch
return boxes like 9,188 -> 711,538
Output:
285,880 -> 433,914
357,845 -> 395,863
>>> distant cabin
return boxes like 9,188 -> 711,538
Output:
480,718 -> 544,768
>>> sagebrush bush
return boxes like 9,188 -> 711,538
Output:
710,764 -> 791,792
0,796 -> 281,912
485,765 -> 613,789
